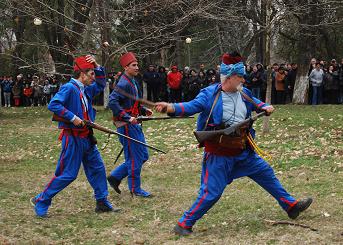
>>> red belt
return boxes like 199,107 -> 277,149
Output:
204,141 -> 244,157
58,128 -> 89,140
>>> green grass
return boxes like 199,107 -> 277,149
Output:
0,105 -> 342,244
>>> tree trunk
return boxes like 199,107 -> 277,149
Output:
175,39 -> 182,67
12,12 -> 26,73
262,0 -> 272,134
216,24 -> 224,54
293,64 -> 309,104
97,0 -> 111,71
160,48 -> 167,67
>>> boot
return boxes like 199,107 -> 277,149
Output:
173,224 -> 193,236
95,199 -> 121,213
287,197 -> 313,219
107,175 -> 121,194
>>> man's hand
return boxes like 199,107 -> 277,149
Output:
145,108 -> 153,116
85,55 -> 99,67
129,117 -> 138,124
154,102 -> 174,113
73,117 -> 85,127
262,105 -> 275,116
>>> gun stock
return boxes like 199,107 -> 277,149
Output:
193,111 -> 266,144
52,114 -> 71,124
51,114 -> 166,154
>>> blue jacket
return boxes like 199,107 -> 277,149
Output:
109,74 -> 147,122
48,66 -> 106,129
2,80 -> 13,93
171,83 -> 268,132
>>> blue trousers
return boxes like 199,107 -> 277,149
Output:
35,134 -> 109,209
110,124 -> 149,193
312,85 -> 323,105
178,150 -> 297,229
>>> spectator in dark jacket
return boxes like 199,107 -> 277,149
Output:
143,65 -> 160,102
157,66 -> 168,101
181,70 -> 191,101
205,69 -> 216,85
256,63 -> 267,101
339,58 -> 343,104
285,63 -> 297,103
249,65 -> 263,99
187,69 -> 200,101
271,63 -> 279,104
244,65 -> 253,89
198,71 -> 207,89
323,65 -> 340,104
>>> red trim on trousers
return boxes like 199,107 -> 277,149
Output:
280,197 -> 298,211
180,160 -> 210,228
125,125 -> 135,193
178,103 -> 185,117
36,135 -> 69,203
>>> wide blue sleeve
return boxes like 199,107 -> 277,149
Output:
252,96 -> 269,111
171,89 -> 208,116
85,66 -> 106,98
108,82 -> 131,122
48,84 -> 75,121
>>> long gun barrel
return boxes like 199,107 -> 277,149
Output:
193,111 -> 266,144
52,114 -> 166,154
136,116 -> 194,121
113,115 -> 194,127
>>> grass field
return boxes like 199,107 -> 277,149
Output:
0,105 -> 342,244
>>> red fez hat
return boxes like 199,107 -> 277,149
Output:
119,52 -> 137,68
74,56 -> 95,72
222,53 -> 243,65
171,65 -> 178,70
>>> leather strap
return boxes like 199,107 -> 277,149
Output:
239,89 -> 261,110
203,90 -> 221,130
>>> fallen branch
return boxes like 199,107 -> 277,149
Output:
264,219 -> 318,232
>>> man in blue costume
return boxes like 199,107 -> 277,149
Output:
107,52 -> 153,198
31,55 -> 120,217
155,53 -> 312,235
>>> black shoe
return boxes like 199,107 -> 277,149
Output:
173,224 -> 193,236
95,199 -> 121,213
107,176 -> 121,194
287,197 -> 313,219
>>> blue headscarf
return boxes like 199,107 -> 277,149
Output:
220,62 -> 246,77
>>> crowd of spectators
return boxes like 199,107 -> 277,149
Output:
2,58 -> 343,107
0,74 -> 61,107
307,58 -> 343,105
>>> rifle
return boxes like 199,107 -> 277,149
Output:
193,111 -> 266,144
114,86 -> 156,108
113,115 -> 195,127
114,86 -> 168,112
52,114 -> 166,154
